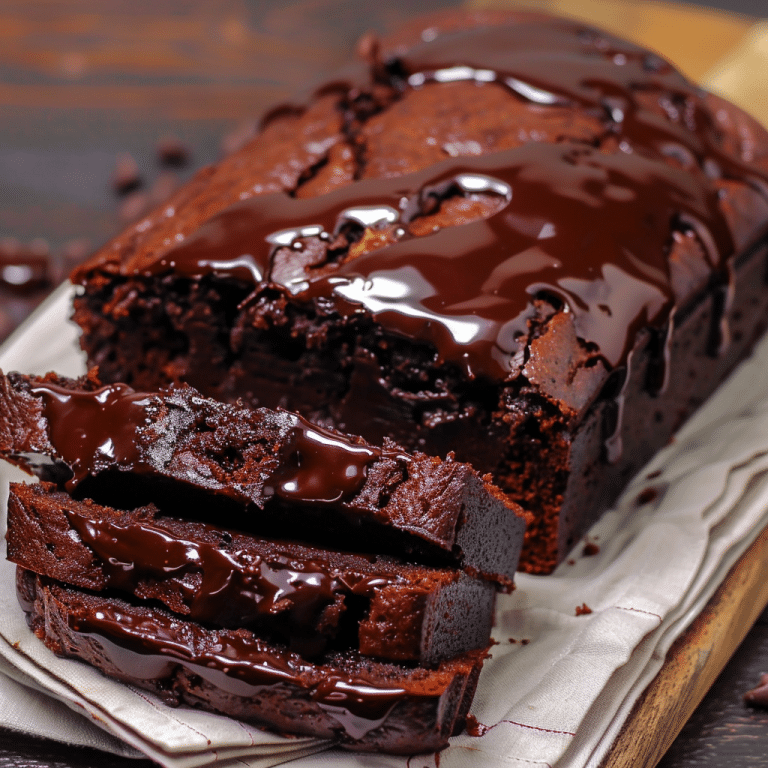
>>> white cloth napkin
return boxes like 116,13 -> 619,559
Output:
3,271 -> 768,768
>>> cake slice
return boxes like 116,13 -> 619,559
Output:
0,369 -> 525,587
17,568 -> 485,754
7,481 -> 496,665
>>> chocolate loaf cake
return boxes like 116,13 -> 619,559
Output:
7,481 -> 496,665
69,10 -> 768,572
17,568 -> 484,754
0,369 -> 524,585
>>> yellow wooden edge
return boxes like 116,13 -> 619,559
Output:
705,22 -> 768,129
599,520 -> 768,767
468,0 -> 757,94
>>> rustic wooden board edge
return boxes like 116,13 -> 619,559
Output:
599,520 -> 768,768
470,0 -> 756,80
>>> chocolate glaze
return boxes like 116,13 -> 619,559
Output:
29,381 -> 153,490
64,507 -> 396,632
69,601 -> 406,738
27,380 -> 400,505
265,418 -> 408,505
397,21 -> 720,163
139,142 -> 731,380
130,16 -> 768,382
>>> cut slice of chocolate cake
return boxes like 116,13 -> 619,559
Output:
17,569 -> 485,754
0,369 -> 524,586
7,481 -> 496,665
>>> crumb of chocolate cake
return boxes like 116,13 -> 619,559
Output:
0,243 -> 52,295
111,153 -> 142,196
582,542 -> 600,556
637,487 -> 660,506
465,714 -> 491,737
156,136 -> 191,168
0,238 -> 71,342
744,673 -> 768,707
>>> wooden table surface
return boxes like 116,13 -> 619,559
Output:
2,1 -> 768,766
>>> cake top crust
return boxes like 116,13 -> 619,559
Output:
74,11 -> 768,382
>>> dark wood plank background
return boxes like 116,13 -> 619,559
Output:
1,1 -> 768,766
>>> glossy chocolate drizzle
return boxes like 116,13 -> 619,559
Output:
29,382 -> 154,490
397,20 -> 713,160
27,380 -> 403,505
134,16 -> 768,383
141,143 -> 730,380
265,418 -> 407,505
68,601 -> 409,739
65,508 -> 395,633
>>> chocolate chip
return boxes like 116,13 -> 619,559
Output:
0,238 -> 52,295
636,486 -> 659,505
